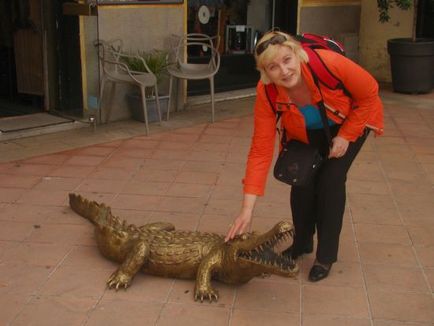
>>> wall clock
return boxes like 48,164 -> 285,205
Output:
198,5 -> 210,24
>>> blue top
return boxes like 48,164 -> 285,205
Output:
299,104 -> 335,129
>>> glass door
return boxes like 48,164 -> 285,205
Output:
187,0 -> 298,95
0,0 -> 45,118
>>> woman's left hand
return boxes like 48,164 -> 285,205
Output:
329,136 -> 349,158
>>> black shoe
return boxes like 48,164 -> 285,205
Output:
308,263 -> 331,282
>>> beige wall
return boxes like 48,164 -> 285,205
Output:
299,4 -> 361,39
82,5 -> 185,121
299,1 -> 361,62
301,0 -> 415,83
299,0 -> 361,35
302,0 -> 359,4
97,6 -> 184,53
82,15 -> 99,113
358,0 -> 413,82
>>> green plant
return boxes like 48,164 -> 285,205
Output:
121,49 -> 169,84
377,0 -> 412,23
376,0 -> 434,41
121,49 -> 169,98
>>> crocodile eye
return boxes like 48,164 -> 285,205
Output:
240,234 -> 249,240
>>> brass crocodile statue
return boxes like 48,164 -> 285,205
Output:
69,193 -> 298,302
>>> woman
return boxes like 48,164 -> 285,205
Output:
225,31 -> 383,282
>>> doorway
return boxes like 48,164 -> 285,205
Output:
0,0 -> 45,118
53,0 -> 84,117
186,0 -> 299,95
0,0 -> 84,121
273,0 -> 298,35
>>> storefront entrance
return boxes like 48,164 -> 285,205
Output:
186,0 -> 298,95
54,0 -> 84,117
0,0 -> 45,118
0,0 -> 85,123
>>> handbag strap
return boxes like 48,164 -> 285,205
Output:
317,101 -> 332,147
265,81 -> 333,150
278,99 -> 332,151
308,65 -> 333,148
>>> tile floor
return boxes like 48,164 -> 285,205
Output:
0,88 -> 433,325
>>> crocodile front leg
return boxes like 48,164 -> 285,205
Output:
194,249 -> 222,302
107,241 -> 149,290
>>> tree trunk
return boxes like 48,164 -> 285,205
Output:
412,0 -> 418,42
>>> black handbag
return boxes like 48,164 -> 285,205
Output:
273,101 -> 332,187
274,140 -> 324,186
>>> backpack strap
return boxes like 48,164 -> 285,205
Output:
303,47 -> 341,90
303,47 -> 352,98
264,83 -> 285,142
264,83 -> 282,122
301,33 -> 345,55
306,62 -> 333,149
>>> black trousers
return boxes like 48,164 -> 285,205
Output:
290,125 -> 369,264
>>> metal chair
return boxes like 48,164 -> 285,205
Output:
166,33 -> 220,122
95,40 -> 161,135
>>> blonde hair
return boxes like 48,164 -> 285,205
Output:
254,31 -> 309,84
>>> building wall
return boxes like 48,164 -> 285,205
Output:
300,0 -> 415,83
82,15 -> 99,114
78,1 -> 416,122
82,4 -> 185,121
299,1 -> 361,62
358,0 -> 413,82
299,1 -> 361,36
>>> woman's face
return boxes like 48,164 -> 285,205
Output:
263,45 -> 302,89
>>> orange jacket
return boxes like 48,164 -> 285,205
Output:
242,49 -> 384,196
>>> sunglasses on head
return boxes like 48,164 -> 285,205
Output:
255,34 -> 288,56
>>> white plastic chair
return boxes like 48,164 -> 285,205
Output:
166,34 -> 221,122
95,40 -> 161,135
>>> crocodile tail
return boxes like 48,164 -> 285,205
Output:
69,193 -> 113,227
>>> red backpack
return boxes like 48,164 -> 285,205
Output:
265,33 -> 350,118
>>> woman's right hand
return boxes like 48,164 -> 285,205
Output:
225,209 -> 253,242
225,193 -> 257,242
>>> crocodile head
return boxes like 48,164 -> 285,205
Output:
224,221 -> 298,281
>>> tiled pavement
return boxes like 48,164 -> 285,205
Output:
0,89 -> 433,325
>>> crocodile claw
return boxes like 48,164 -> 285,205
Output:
194,287 -> 219,303
107,271 -> 132,291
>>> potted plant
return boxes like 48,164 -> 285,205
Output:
379,0 -> 434,93
122,49 -> 170,122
